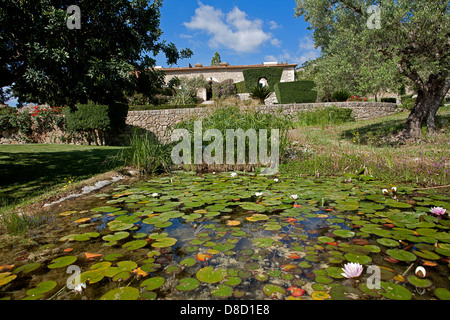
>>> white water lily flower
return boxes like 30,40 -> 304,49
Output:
415,266 -> 426,279
274,178 -> 279,182
290,194 -> 299,200
73,283 -> 86,294
382,189 -> 389,195
255,192 -> 263,197
152,193 -> 159,197
230,172 -> 237,177
430,207 -> 446,216
341,263 -> 363,279
391,186 -> 397,193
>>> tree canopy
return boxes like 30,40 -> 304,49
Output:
0,0 -> 192,106
295,0 -> 450,140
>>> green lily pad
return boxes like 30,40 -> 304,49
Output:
377,238 -> 400,247
180,258 -> 196,267
262,284 -> 286,298
13,262 -> 41,274
48,256 -> 77,269
102,232 -> 130,242
240,203 -> 267,212
211,284 -> 233,298
413,250 -> 441,260
344,253 -> 372,264
122,240 -> 148,251
407,275 -> 432,288
141,277 -> 165,291
91,206 -> 122,213
100,287 -> 140,300
386,249 -> 416,262
176,278 -> 200,291
379,281 -> 412,300
252,237 -> 280,248
151,237 -> 178,248
196,267 -> 227,284
333,229 -> 355,238
434,288 -> 450,300
26,281 -> 57,297
384,199 -> 412,208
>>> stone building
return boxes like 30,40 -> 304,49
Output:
158,62 -> 297,102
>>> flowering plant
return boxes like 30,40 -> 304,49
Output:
347,96 -> 368,102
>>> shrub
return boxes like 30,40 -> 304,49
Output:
212,79 -> 237,99
235,81 -> 247,94
274,81 -> 317,104
243,67 -> 283,92
331,90 -> 350,102
250,85 -> 273,104
381,97 -> 397,103
347,96 -> 368,102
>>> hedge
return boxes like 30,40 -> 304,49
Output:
274,81 -> 317,104
243,67 -> 283,92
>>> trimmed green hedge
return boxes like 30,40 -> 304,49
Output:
235,81 -> 247,94
243,67 -> 283,92
274,81 -> 317,104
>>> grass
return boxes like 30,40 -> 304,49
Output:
0,144 -> 124,211
282,106 -> 450,189
114,129 -> 173,174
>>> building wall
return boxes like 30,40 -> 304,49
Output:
126,102 -> 399,142
163,66 -> 296,86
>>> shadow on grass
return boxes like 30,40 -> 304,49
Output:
0,147 -> 123,207
341,113 -> 450,146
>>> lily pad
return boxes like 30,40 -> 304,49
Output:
13,262 -> 41,274
211,284 -> 233,298
176,278 -> 200,291
0,272 -> 17,286
151,237 -> 178,248
141,277 -> 165,291
379,281 -> 412,300
333,229 -> 355,238
48,256 -> 77,269
262,284 -> 286,298
377,238 -> 400,247
91,206 -> 121,213
386,249 -> 416,262
100,287 -> 140,300
26,280 -> 57,297
407,275 -> 432,288
196,267 -> 227,284
246,214 -> 269,222
122,240 -> 148,251
434,288 -> 450,300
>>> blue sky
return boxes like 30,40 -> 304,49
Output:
155,0 -> 321,68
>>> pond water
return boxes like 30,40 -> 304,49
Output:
0,172 -> 449,300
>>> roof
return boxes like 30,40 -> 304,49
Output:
159,63 -> 298,73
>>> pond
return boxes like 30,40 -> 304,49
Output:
0,172 -> 449,300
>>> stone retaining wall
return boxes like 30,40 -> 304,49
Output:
126,102 -> 399,142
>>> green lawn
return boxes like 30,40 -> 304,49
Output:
0,144 -> 124,208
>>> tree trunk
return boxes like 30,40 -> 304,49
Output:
426,79 -> 450,134
398,76 -> 449,141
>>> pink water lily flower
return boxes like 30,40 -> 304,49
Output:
430,207 -> 446,217
341,263 -> 363,279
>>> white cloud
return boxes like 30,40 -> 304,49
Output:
184,3 -> 278,53
268,21 -> 281,30
265,37 -> 321,66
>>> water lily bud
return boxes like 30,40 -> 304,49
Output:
382,189 -> 389,195
415,266 -> 426,279
391,187 -> 397,194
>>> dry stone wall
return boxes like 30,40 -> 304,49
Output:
126,102 -> 399,142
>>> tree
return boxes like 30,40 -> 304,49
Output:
0,0 -> 192,107
211,52 -> 222,66
170,76 -> 208,105
295,0 -> 450,140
